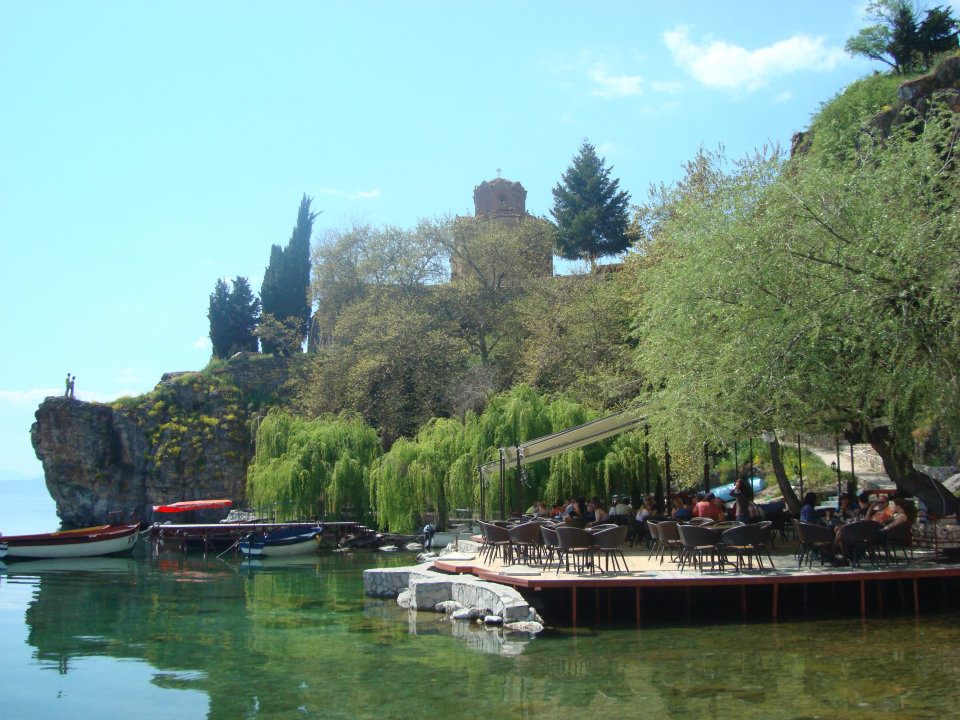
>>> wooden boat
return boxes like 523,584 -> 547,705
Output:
239,526 -> 323,558
1,524 -> 140,561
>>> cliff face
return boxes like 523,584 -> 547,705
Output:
31,353 -> 300,527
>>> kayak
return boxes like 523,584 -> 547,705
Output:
153,499 -> 233,513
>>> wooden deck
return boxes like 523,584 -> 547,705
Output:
433,537 -> 960,625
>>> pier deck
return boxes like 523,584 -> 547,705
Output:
433,537 -> 960,625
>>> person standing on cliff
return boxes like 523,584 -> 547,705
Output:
68,375 -> 76,398
64,373 -> 71,397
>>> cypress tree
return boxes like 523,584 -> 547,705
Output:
260,194 -> 318,353
208,279 -> 232,358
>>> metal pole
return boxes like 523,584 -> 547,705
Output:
515,446 -> 522,517
664,441 -> 672,511
749,437 -> 754,486
835,435 -> 842,511
734,441 -> 739,485
849,442 -> 857,498
797,434 -> 804,499
478,465 -> 485,520
703,441 -> 710,492
643,425 -> 650,496
499,447 -> 506,521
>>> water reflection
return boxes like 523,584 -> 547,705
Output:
3,553 -> 960,719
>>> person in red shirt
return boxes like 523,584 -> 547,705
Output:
693,492 -> 724,521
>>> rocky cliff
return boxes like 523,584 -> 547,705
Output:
31,353 -> 301,527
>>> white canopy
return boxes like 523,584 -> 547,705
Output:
479,408 -> 646,477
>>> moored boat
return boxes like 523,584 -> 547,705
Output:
239,526 -> 323,558
1,524 -> 140,561
0,541 -> 7,560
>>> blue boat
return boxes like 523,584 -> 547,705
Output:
239,526 -> 323,558
711,477 -> 766,502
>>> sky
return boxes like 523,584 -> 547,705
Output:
2,0 -> 952,479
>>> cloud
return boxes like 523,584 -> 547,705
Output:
663,26 -> 847,92
193,336 -> 211,350
0,388 -> 60,406
317,186 -> 381,200
588,68 -> 644,98
774,91 -> 793,103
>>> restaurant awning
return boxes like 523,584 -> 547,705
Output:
479,407 -> 646,477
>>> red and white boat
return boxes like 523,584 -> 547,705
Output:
0,524 -> 140,561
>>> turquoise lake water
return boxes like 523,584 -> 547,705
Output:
2,480 -> 960,719
2,548 -> 960,720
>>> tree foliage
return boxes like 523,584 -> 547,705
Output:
551,140 -> 632,266
208,276 -> 260,358
246,409 -> 381,520
845,1 -> 958,73
631,102 -> 960,508
260,194 -> 317,353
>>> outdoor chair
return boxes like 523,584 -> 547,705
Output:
880,523 -> 912,564
796,522 -> 836,567
721,523 -> 773,572
540,525 -> 562,570
555,526 -> 596,575
655,521 -> 683,564
508,521 -> 543,566
588,523 -> 619,533
592,524 -> 629,573
478,521 -> 512,564
840,521 -> 882,567
687,517 -> 715,526
645,521 -> 661,558
677,524 -> 723,572
712,521 -> 745,531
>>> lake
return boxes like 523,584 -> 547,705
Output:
2,546 -> 960,720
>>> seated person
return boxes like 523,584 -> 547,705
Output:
614,496 -> 633,517
879,497 -> 914,531
854,491 -> 872,520
799,492 -> 822,524
671,495 -> 693,521
867,496 -> 894,525
693,493 -> 724,522
586,502 -> 609,528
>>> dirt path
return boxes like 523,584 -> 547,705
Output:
806,445 -> 892,489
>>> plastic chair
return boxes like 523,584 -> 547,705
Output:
796,522 -> 836,567
540,525 -> 562,570
555,526 -> 596,574
840,521 -> 882,567
677,524 -> 723,572
592,524 -> 629,573
721,523 -> 772,572
478,521 -> 512,564
880,522 -> 912,564
656,521 -> 682,564
508,521 -> 543,566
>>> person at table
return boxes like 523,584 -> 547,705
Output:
563,496 -> 580,520
586,501 -> 609,528
693,492 -> 724,521
828,494 -> 855,526
550,499 -> 566,519
636,496 -> 655,523
671,495 -> 693,521
854,491 -> 872,519
867,495 -> 894,524
614,496 -> 633,517
800,492 -> 822,524
879,497 -> 914,531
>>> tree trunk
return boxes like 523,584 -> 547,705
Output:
767,436 -> 802,514
869,427 -> 959,516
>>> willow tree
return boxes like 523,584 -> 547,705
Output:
246,410 -> 381,520
632,104 -> 960,512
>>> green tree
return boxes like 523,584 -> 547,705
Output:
845,1 -> 958,73
631,106 -> 960,511
208,276 -> 260,358
260,194 -> 317,353
246,409 -> 381,520
551,140 -> 631,268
